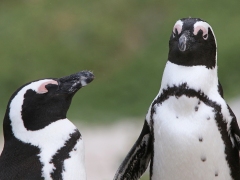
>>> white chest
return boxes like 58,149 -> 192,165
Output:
11,118 -> 86,180
62,139 -> 86,180
151,95 -> 232,180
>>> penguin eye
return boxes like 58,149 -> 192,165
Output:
193,24 -> 208,40
172,28 -> 179,38
45,83 -> 58,91
172,32 -> 176,38
172,21 -> 182,38
203,34 -> 208,40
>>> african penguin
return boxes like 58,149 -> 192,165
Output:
114,18 -> 240,180
0,70 -> 94,180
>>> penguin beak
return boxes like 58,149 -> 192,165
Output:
57,70 -> 94,94
178,32 -> 190,52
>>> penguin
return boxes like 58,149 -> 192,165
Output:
0,70 -> 94,180
114,18 -> 240,180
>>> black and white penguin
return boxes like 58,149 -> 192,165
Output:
0,70 -> 94,180
114,18 -> 240,180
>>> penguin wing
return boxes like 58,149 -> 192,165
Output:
113,120 -> 152,180
228,105 -> 240,149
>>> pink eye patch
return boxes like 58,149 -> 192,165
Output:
173,24 -> 182,35
37,80 -> 58,94
173,20 -> 183,35
193,25 -> 208,40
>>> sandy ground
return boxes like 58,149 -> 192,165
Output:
80,120 -> 143,180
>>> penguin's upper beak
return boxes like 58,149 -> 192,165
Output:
178,32 -> 190,52
57,70 -> 94,94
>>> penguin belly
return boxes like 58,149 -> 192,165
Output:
152,95 -> 232,180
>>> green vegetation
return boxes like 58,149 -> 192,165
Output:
140,174 -> 149,180
0,1 -> 240,123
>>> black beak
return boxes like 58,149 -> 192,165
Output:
178,32 -> 190,52
57,70 -> 94,94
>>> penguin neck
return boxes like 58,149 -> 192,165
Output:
159,61 -> 218,95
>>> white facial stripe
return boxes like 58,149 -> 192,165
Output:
9,80 -> 60,137
37,80 -> 58,94
173,20 -> 183,34
193,21 -> 209,36
9,79 -> 81,179
21,79 -> 56,94
193,21 -> 216,43
194,21 -> 217,52
9,80 -> 54,133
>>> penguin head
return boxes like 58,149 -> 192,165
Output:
168,18 -> 217,69
5,71 -> 94,134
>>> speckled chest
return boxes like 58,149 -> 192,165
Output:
151,95 -> 232,180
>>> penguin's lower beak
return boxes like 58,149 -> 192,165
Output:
57,70 -> 94,94
178,32 -> 190,52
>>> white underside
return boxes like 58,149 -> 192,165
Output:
151,95 -> 232,180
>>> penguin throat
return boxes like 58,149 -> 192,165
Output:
159,61 -> 218,95
168,53 -> 216,69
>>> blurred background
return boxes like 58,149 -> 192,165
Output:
0,0 -> 240,180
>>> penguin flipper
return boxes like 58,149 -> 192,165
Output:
227,105 -> 240,149
113,120 -> 152,180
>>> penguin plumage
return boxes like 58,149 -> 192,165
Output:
114,18 -> 240,180
0,71 -> 94,180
